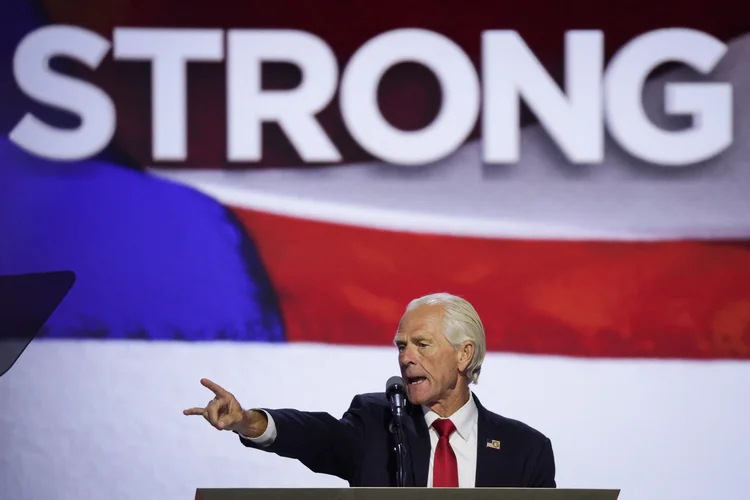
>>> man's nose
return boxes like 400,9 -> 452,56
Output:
399,345 -> 416,365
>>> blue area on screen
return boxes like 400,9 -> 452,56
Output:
0,137 -> 286,342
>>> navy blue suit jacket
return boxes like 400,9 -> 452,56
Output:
239,392 -> 556,487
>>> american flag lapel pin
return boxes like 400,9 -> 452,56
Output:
486,439 -> 501,450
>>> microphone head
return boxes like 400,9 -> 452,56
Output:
386,376 -> 405,397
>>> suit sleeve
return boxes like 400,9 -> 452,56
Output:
237,394 -> 369,483
530,437 -> 556,487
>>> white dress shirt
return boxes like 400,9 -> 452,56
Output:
241,392 -> 479,487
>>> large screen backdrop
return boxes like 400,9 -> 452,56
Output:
1,1 -> 749,500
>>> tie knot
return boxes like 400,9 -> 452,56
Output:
432,418 -> 457,438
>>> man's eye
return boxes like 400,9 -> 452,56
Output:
419,343 -> 428,348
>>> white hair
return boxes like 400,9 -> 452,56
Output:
402,292 -> 487,384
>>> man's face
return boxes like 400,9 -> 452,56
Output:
394,304 -> 467,406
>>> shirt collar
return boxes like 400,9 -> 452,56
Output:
422,391 -> 478,442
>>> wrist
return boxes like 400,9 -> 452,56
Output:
235,409 -> 268,437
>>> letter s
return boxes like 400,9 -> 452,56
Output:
9,25 -> 115,161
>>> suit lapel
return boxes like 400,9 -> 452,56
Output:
404,402 -> 431,487
473,394 -> 514,487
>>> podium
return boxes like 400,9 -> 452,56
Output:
194,489 -> 620,500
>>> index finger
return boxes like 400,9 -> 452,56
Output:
201,378 -> 229,397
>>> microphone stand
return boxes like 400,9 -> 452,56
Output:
386,376 -> 409,487
389,416 -> 408,487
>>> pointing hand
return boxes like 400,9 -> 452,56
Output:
183,378 -> 267,436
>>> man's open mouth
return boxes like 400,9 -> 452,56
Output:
407,376 -> 427,385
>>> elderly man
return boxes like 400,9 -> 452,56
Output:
184,293 -> 556,487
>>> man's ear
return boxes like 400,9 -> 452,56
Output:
457,341 -> 474,373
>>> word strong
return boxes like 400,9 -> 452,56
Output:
10,26 -> 732,166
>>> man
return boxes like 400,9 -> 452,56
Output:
184,293 -> 556,487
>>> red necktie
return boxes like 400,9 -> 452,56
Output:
432,419 -> 459,487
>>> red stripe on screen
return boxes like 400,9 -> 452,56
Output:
232,207 -> 750,359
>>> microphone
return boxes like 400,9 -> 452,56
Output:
385,376 -> 408,487
385,376 -> 406,419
